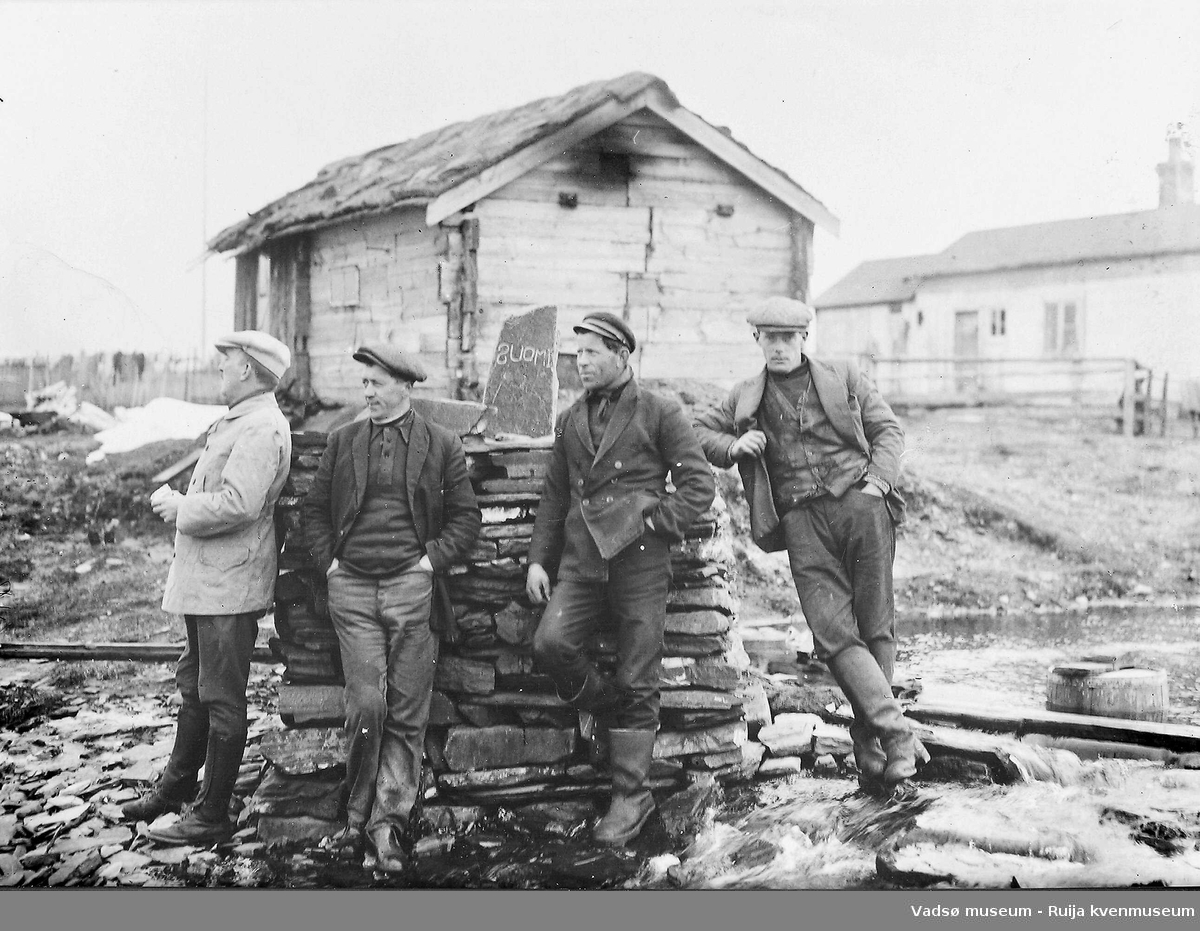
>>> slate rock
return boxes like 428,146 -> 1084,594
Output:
258,727 -> 346,776
757,712 -> 819,757
482,305 -> 559,438
653,722 -> 746,760
813,723 -> 853,757
434,656 -> 496,695
658,778 -> 723,847
439,726 -> 576,772
757,756 -> 807,779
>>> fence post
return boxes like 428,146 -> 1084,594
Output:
1122,359 -> 1136,437
1161,371 -> 1170,437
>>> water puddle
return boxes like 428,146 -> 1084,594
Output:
900,605 -> 1200,726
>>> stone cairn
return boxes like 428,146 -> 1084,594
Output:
250,430 -> 764,844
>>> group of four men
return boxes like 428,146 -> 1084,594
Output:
125,296 -> 921,871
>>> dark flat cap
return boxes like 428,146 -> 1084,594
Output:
353,345 -> 428,383
746,296 -> 814,330
573,312 -> 636,353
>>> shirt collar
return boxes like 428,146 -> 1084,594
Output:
371,407 -> 414,442
587,366 -> 633,401
222,390 -> 279,421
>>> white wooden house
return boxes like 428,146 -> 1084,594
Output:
815,137 -> 1200,403
208,73 -> 838,404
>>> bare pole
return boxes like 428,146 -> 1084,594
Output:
200,67 -> 209,352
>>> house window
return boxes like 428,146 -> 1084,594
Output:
330,266 -> 361,308
990,308 -> 1006,336
1043,301 -> 1082,355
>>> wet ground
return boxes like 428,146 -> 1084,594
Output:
4,604 -> 1200,890
898,605 -> 1200,727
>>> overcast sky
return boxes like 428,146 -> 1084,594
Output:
1,0 -> 1197,355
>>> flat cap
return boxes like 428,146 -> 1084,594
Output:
746,296 -> 814,331
214,330 -> 291,381
352,345 -> 428,383
573,312 -> 636,353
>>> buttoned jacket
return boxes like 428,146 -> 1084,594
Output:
301,411 -> 481,639
529,377 -> 716,580
162,391 -> 291,615
693,357 -> 905,552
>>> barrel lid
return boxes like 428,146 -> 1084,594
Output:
1051,662 -> 1114,678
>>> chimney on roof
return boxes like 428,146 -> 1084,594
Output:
1157,124 -> 1194,208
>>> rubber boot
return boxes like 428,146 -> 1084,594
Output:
593,728 -> 656,847
147,733 -> 243,846
826,646 -> 919,785
121,703 -> 207,822
850,720 -> 889,794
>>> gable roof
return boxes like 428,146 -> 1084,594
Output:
813,254 -> 943,308
209,72 -> 838,254
815,203 -> 1200,309
935,204 -> 1200,276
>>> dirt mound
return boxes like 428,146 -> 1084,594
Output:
1,434 -> 192,539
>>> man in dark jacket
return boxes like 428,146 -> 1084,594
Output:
693,297 -> 924,799
303,346 -> 481,872
527,312 -> 715,846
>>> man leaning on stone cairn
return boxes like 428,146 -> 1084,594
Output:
692,297 -> 927,800
527,312 -> 716,846
302,345 -> 481,873
122,331 -> 292,845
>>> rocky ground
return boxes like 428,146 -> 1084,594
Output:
4,402 -> 1200,888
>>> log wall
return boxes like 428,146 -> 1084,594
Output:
475,110 -> 808,386
306,210 -> 448,404
289,110 -> 811,402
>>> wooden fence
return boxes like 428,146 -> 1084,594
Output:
852,355 -> 1167,437
0,353 -> 223,411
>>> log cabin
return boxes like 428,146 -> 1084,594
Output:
208,73 -> 838,404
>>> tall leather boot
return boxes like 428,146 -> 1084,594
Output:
593,728 -> 656,847
121,703 -> 207,822
147,733 -> 243,846
865,638 -> 931,776
826,647 -> 919,786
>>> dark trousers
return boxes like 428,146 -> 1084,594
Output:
532,535 -> 670,731
781,489 -> 896,661
327,567 -> 437,834
161,613 -> 259,811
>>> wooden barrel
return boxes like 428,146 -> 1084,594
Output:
1046,665 -> 1169,722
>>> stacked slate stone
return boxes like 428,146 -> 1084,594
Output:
271,433 -> 343,691
262,429 -> 757,828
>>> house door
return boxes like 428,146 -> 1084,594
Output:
954,310 -> 980,393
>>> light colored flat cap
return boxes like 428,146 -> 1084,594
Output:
214,330 -> 291,380
353,345 -> 428,383
745,296 -> 814,330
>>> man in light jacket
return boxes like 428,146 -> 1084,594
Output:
122,331 -> 292,845
693,297 -> 924,800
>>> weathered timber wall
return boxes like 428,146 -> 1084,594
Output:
473,109 -> 806,387
286,109 -> 812,401
306,210 -> 447,404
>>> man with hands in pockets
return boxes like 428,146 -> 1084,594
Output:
303,345 -> 480,873
693,297 -> 925,800
526,312 -> 715,847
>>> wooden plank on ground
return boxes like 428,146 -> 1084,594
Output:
0,642 -> 276,664
907,701 -> 1200,755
